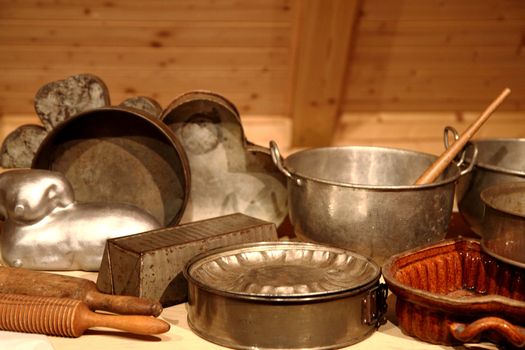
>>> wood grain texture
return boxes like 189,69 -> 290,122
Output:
289,0 -> 360,147
0,0 -> 294,116
344,0 -> 525,112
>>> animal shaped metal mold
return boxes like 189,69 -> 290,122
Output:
0,169 -> 161,271
161,90 -> 287,226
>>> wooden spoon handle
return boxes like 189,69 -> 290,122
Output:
415,88 -> 511,185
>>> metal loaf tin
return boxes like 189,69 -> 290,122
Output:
96,213 -> 278,306
184,241 -> 387,350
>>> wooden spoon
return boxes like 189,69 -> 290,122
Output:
415,88 -> 511,185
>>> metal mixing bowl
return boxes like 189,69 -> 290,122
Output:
271,142 -> 472,264
480,182 -> 525,268
456,138 -> 525,235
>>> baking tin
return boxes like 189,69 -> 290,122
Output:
32,106 -> 190,227
456,138 -> 525,235
96,213 -> 278,306
184,241 -> 387,349
382,239 -> 525,347
480,182 -> 525,268
161,90 -> 287,226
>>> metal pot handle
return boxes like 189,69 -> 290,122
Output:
443,126 -> 478,176
269,141 -> 302,186
450,317 -> 525,348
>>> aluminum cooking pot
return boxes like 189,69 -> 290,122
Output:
480,182 -> 525,268
456,138 -> 525,235
270,136 -> 476,264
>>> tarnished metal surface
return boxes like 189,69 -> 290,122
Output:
456,138 -> 525,235
271,142 -> 462,264
96,213 -> 278,306
161,91 -> 288,226
32,107 -> 190,227
188,241 -> 379,297
0,169 -> 161,271
480,182 -> 525,268
184,241 -> 386,349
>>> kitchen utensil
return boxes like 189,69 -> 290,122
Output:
161,90 -> 287,226
32,106 -> 190,227
270,140 -> 474,264
480,182 -> 525,268
457,138 -> 525,235
0,293 -> 170,337
0,169 -> 161,271
184,241 -> 387,349
382,238 -> 525,347
0,266 -> 162,316
415,88 -> 510,184
97,213 -> 278,306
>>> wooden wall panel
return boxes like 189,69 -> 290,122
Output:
343,0 -> 525,112
0,0 -> 294,115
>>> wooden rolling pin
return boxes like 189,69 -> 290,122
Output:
0,266 -> 162,316
0,293 -> 170,337
415,87 -> 511,185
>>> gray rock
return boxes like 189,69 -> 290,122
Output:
0,124 -> 47,168
34,74 -> 110,131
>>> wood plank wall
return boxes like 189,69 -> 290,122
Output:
338,0 -> 525,154
0,0 -> 294,116
0,0 -> 524,153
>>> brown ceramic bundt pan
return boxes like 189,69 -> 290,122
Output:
382,239 -> 525,348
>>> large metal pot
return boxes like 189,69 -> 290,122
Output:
456,138 -> 525,235
480,182 -> 525,268
270,141 -> 473,264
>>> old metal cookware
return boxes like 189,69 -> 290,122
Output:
161,91 -> 287,226
382,239 -> 525,347
270,138 -> 474,264
32,106 -> 190,227
480,182 -> 525,268
457,138 -> 525,235
184,241 -> 387,349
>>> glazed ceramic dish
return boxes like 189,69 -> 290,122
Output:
184,241 -> 387,349
382,239 -> 525,347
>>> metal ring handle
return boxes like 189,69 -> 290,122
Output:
459,142 -> 478,176
443,126 -> 466,167
269,141 -> 302,186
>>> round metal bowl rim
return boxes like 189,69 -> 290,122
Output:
471,138 -> 525,177
32,106 -> 191,226
381,238 -> 525,309
183,241 -> 381,301
480,182 -> 525,219
284,145 -> 461,190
